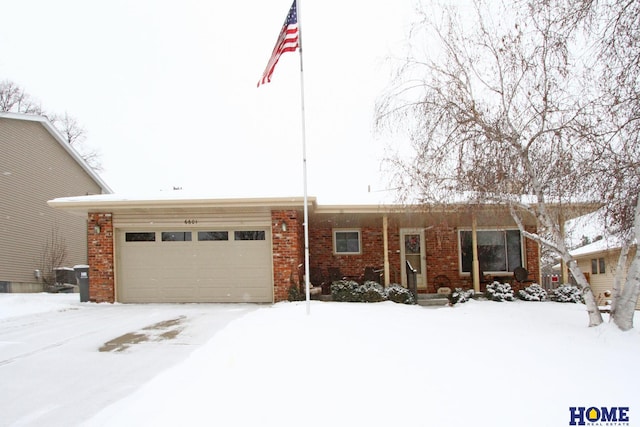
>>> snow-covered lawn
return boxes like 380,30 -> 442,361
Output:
2,294 -> 639,427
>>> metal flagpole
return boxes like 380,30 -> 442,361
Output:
296,0 -> 311,315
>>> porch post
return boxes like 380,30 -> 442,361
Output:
383,215 -> 390,286
472,212 -> 480,293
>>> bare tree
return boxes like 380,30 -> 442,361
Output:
0,80 -> 41,114
38,226 -> 68,291
47,112 -> 102,171
547,0 -> 640,330
375,0 -> 637,327
0,79 -> 101,170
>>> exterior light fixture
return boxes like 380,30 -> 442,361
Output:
281,221 -> 287,232
94,225 -> 101,234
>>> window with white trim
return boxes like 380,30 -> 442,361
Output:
591,257 -> 606,274
459,229 -> 523,274
333,229 -> 361,254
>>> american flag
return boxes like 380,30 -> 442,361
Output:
257,1 -> 299,87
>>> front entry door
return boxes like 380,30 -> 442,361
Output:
400,228 -> 427,290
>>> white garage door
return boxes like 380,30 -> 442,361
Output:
116,228 -> 273,303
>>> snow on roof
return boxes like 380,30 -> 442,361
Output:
570,237 -> 634,257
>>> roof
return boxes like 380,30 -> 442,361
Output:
47,191 -> 318,216
0,112 -> 112,193
47,190 -> 599,226
570,238 -> 637,257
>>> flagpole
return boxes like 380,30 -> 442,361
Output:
296,0 -> 311,315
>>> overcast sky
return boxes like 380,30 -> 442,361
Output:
1,0 -> 422,204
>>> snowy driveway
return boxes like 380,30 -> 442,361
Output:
0,295 -> 258,426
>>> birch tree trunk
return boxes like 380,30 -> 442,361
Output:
610,197 -> 640,331
608,243 -> 629,318
565,259 -> 604,327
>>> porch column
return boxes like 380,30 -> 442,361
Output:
472,212 -> 480,293
383,215 -> 390,286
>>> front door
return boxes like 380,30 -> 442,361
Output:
400,228 -> 427,290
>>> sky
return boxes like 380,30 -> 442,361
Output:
0,0 -> 421,204
2,293 -> 639,426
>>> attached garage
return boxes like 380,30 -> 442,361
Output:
47,195 -> 309,304
116,227 -> 273,303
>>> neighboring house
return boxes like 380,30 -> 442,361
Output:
0,112 -> 112,293
48,193 -> 595,304
569,239 -> 640,310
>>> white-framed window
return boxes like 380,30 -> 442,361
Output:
591,257 -> 606,274
459,228 -> 523,274
333,229 -> 361,255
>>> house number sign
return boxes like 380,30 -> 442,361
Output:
184,219 -> 198,225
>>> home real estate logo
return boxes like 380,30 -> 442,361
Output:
569,406 -> 630,426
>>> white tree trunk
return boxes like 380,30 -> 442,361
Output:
608,243 -> 629,318
565,258 -> 604,327
509,205 -> 603,327
612,252 -> 640,331
610,196 -> 640,331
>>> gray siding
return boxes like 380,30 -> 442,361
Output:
0,117 -> 103,286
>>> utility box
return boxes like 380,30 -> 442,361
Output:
74,265 -> 90,302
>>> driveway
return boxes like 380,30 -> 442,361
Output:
0,299 -> 257,426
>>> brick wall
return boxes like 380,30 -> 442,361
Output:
308,220 -> 540,294
271,210 -> 303,302
87,213 -> 115,303
84,210 -> 540,303
308,224 -> 390,283
424,223 -> 540,293
425,222 -> 464,292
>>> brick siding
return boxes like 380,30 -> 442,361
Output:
271,210 -> 303,302
84,210 -> 540,303
87,213 -> 115,303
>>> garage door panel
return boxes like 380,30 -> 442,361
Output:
117,228 -> 273,303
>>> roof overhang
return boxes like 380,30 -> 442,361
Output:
48,194 -> 317,217
48,193 -> 600,226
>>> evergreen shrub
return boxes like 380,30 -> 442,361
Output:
550,284 -> 584,303
518,284 -> 548,301
485,281 -> 515,302
386,284 -> 416,305
449,288 -> 474,305
287,284 -> 305,302
330,281 -> 416,304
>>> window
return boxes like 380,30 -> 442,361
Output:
592,258 -> 606,274
234,231 -> 266,241
198,231 -> 229,241
125,232 -> 155,242
459,229 -> 523,273
599,258 -> 606,274
161,231 -> 192,242
333,230 -> 361,254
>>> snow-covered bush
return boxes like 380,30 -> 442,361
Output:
359,281 -> 386,302
518,284 -> 547,301
331,281 -> 416,304
550,285 -> 584,303
386,284 -> 416,305
448,288 -> 474,305
331,280 -> 361,302
485,281 -> 515,302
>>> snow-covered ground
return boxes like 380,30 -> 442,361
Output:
1,294 -> 639,427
